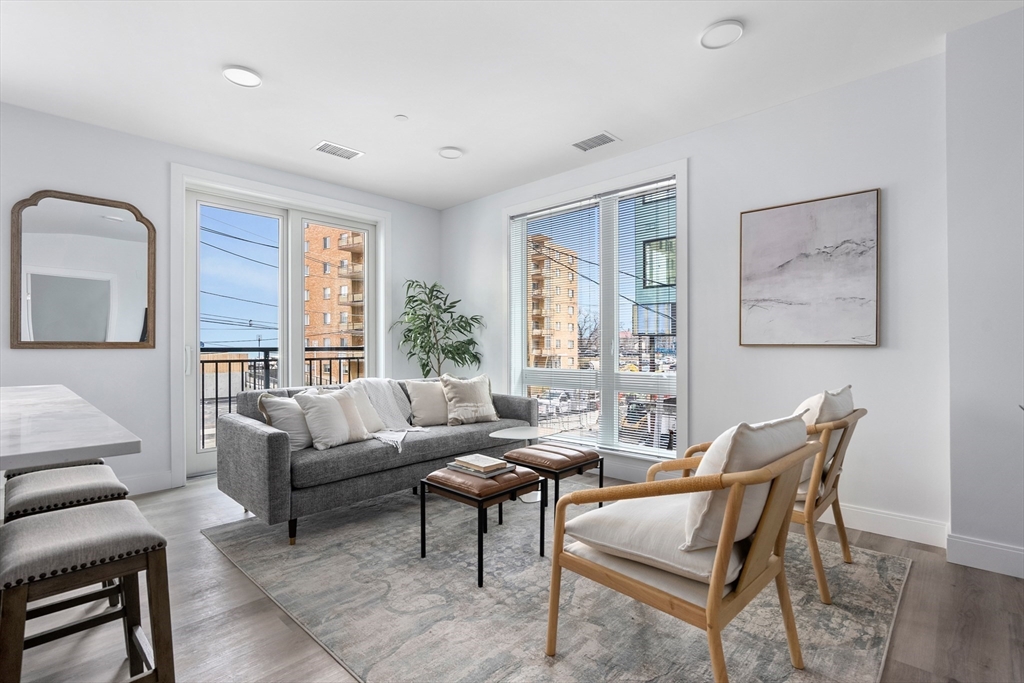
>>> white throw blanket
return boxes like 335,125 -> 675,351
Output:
355,378 -> 425,451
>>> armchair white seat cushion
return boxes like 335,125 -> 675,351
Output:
793,385 -> 855,481
683,414 -> 808,551
566,542 -> 734,608
565,493 -> 747,584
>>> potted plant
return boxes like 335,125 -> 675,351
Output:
390,280 -> 484,378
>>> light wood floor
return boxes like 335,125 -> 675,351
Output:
15,476 -> 1024,683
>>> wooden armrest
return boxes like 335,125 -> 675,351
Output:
646,456 -> 704,482
683,441 -> 714,458
807,407 -> 868,434
563,473 -> 724,507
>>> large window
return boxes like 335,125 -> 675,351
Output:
511,178 -> 678,455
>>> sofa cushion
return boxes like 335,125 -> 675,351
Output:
290,417 -> 529,489
405,380 -> 449,426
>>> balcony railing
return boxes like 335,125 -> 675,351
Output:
338,263 -> 364,278
338,234 -> 364,250
198,346 -> 365,450
339,292 -> 365,304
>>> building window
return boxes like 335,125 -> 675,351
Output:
303,314 -> 310,327
341,284 -> 349,296
510,177 -> 679,456
304,265 -> 309,277
341,258 -> 348,269
323,312 -> 331,324
304,289 -> 309,301
309,339 -> 318,347
323,338 -> 331,347
323,287 -> 331,299
304,338 -> 310,347
340,338 -> 348,347
323,236 -> 330,249
303,241 -> 309,253
341,312 -> 349,323
643,237 -> 676,288
323,262 -> 330,275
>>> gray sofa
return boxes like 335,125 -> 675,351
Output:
216,384 -> 537,543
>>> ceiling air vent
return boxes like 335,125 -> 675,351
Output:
572,131 -> 619,152
314,140 -> 364,160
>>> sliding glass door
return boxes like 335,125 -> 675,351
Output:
184,194 -> 376,476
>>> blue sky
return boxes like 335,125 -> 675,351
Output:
199,205 -> 280,349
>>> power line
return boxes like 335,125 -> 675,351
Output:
201,241 -> 278,268
201,226 -> 277,248
200,290 -> 277,308
202,211 -> 280,241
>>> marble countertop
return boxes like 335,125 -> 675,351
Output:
1,385 -> 141,470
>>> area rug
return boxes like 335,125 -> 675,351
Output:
202,476 -> 910,683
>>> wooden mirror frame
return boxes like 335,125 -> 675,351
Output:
10,190 -> 156,349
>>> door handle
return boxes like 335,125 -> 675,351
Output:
185,345 -> 193,376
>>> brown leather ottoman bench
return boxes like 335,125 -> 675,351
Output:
420,466 -> 544,587
501,444 -> 604,515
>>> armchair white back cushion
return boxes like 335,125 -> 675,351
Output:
793,385 -> 855,481
682,414 -> 808,551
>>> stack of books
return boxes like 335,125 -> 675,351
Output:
447,454 -> 515,478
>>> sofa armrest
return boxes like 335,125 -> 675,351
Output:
492,394 -> 538,426
216,413 -> 292,525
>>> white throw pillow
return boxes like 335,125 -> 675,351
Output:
439,374 -> 498,426
293,391 -> 368,450
323,384 -> 385,433
565,493 -> 747,584
405,380 -> 449,427
793,385 -> 855,481
681,414 -> 808,551
258,390 -> 315,451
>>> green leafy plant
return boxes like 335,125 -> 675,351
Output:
390,280 -> 484,378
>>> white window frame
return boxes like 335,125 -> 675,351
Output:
171,163 -> 393,487
323,287 -> 331,299
505,160 -> 688,460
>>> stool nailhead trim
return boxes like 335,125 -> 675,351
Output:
4,492 -> 128,522
2,542 -> 164,589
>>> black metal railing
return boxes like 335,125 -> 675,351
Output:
198,346 -> 365,449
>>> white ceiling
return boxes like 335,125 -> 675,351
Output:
1,1 -> 1019,210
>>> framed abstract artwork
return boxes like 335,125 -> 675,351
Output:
740,189 -> 879,346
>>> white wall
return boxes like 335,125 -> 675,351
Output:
0,102 -> 442,494
946,8 -> 1024,578
441,56 -> 951,546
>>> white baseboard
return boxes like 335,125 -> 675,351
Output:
814,502 -> 949,548
602,452 -> 662,483
119,470 -> 184,496
947,533 -> 1024,578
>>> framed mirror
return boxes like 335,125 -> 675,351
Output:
10,190 -> 156,348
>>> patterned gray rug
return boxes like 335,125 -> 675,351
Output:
202,475 -> 910,683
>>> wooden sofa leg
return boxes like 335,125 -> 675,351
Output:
0,584 -> 29,683
288,519 -> 297,545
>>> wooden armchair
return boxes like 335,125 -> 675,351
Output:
793,407 -> 867,604
546,439 -> 821,683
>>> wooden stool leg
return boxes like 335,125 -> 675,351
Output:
775,568 -> 804,669
831,496 -> 853,564
146,548 -> 175,683
498,502 -> 503,526
120,573 -> 144,675
804,520 -> 832,604
539,480 -> 547,557
104,579 -> 120,607
0,585 -> 29,683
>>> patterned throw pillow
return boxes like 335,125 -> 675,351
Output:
439,374 -> 499,426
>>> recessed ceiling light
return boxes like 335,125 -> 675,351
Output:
223,66 -> 262,88
394,114 -> 409,122
700,20 -> 744,50
101,215 -> 124,222
439,147 -> 463,159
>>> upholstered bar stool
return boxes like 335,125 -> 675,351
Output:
502,444 -> 603,515
0,500 -> 175,683
3,458 -> 105,481
4,464 -> 129,522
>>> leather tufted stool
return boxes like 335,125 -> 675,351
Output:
421,466 -> 545,587
4,464 -> 129,522
502,444 -> 604,515
0,500 -> 175,683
